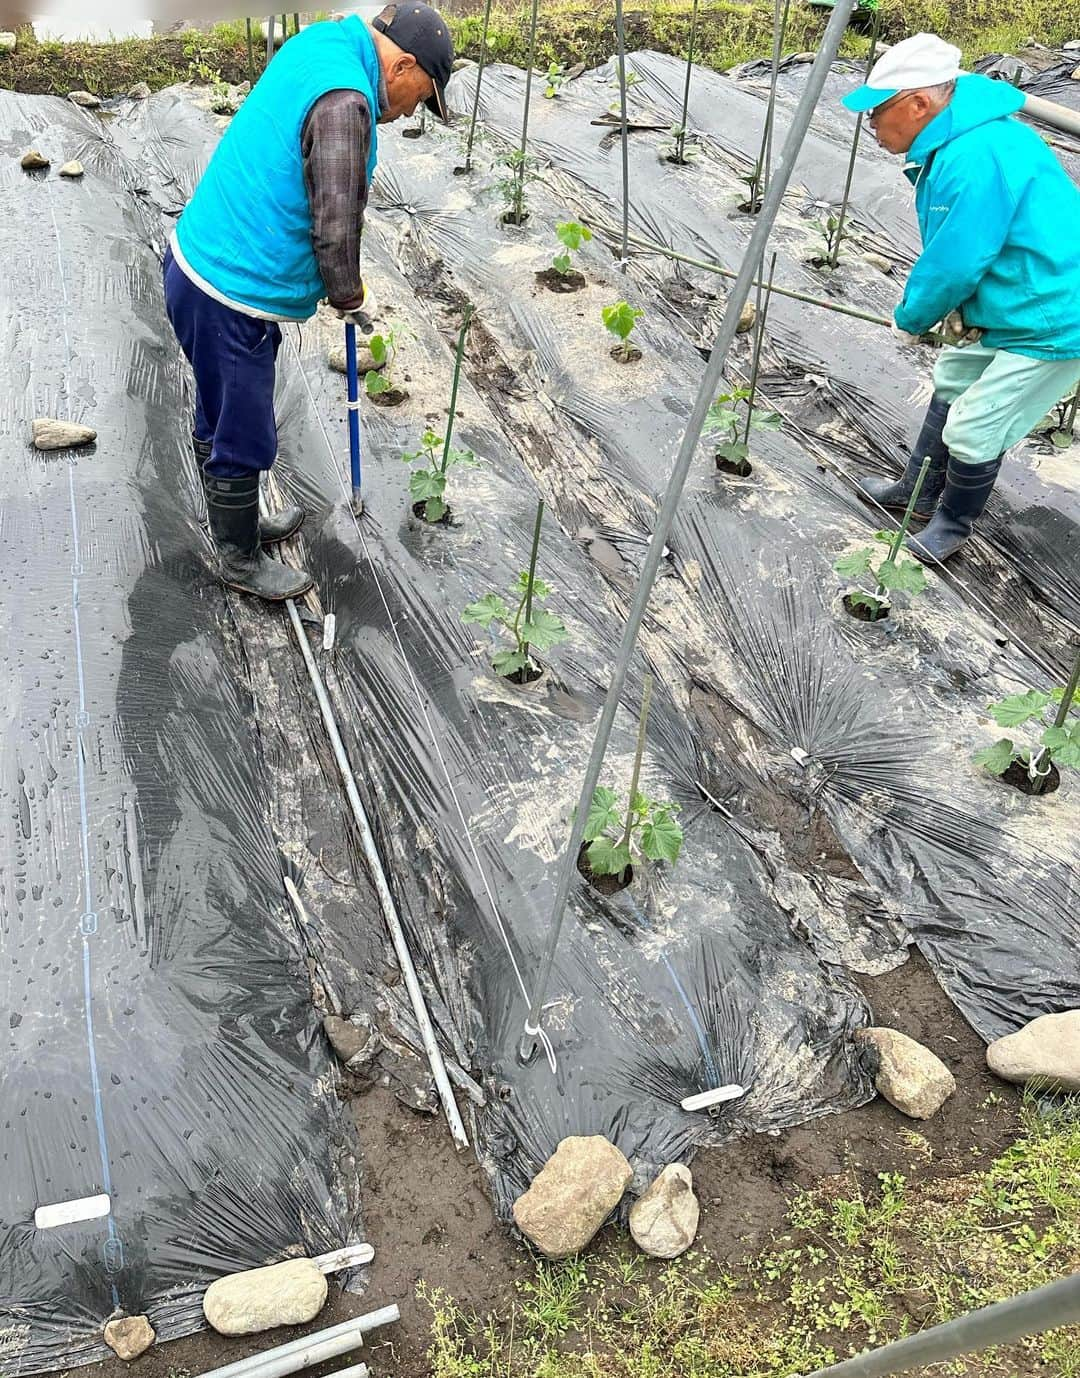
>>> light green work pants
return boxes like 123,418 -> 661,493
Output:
933,344 -> 1080,465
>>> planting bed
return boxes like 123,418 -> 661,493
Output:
2,44 -> 1079,1371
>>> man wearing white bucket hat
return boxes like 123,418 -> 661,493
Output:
842,33 -> 1080,562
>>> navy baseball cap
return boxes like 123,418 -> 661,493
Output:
372,2 -> 455,123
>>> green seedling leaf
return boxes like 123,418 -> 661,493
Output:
445,445 -> 478,471
987,690 -> 1051,729
602,301 -> 644,343
552,252 -> 572,275
973,738 -> 1016,776
424,496 -> 448,523
409,469 -> 446,502
584,787 -> 621,842
587,835 -> 633,877
1050,430 -> 1073,449
705,405 -> 741,437
369,334 -> 389,366
521,608 -> 568,653
872,529 -> 897,544
847,589 -> 887,613
462,593 -> 510,628
716,440 -> 749,465
876,558 -> 927,596
629,790 -> 649,821
752,410 -> 784,432
492,648 -> 530,676
556,221 -> 592,251
1043,719 -> 1080,769
835,548 -> 875,578
516,571 -> 552,599
365,369 -> 391,396
641,807 -> 684,865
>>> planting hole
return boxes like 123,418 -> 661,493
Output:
412,500 -> 453,527
501,211 -> 530,227
842,593 -> 890,623
1001,760 -> 1061,797
452,165 -> 470,177
715,452 -> 753,477
402,128 -> 424,140
369,387 -> 409,409
535,267 -> 587,294
577,841 -> 633,897
610,345 -> 643,365
502,662 -> 546,689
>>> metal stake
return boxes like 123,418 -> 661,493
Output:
284,599 -> 469,1149
759,0 -> 792,208
265,13 -> 274,65
741,251 -> 777,449
245,16 -> 255,86
440,304 -> 474,475
512,0 -> 542,223
521,498 -> 545,666
614,0 -> 630,265
828,8 -> 882,269
518,0 -> 861,1065
462,0 -> 494,173
673,0 -> 701,162
196,1308 -> 400,1378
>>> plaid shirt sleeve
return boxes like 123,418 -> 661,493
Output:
300,88 -> 373,312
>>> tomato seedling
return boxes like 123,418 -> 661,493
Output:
973,650 -> 1080,793
581,679 -> 683,880
462,503 -> 567,680
811,211 -> 847,268
498,148 -> 537,226
552,220 -> 592,277
603,301 -> 643,362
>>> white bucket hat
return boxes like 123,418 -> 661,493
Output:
842,32 -> 962,113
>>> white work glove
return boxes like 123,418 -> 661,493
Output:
890,319 -> 922,346
941,308 -> 983,346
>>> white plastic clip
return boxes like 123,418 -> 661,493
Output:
322,613 -> 337,653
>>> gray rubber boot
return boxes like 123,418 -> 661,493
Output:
205,473 -> 314,601
194,436 -> 304,545
907,455 -> 1003,564
857,394 -> 950,519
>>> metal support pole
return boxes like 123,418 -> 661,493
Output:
245,16 -> 255,86
265,13 -> 275,65
759,0 -> 792,208
518,0 -> 860,1064
196,1308 -> 400,1378
801,1273 -> 1080,1378
462,0 -> 494,172
1030,643 -> 1080,794
345,323 -> 362,514
284,599 -> 469,1150
512,0 -> 541,223
829,7 -> 881,269
614,0 -> 630,265
673,0 -> 700,162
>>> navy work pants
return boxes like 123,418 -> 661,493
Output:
163,245 -> 282,478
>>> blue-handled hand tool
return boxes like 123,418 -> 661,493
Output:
345,322 -> 363,517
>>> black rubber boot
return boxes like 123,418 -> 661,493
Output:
193,436 -> 304,545
907,455 -> 1003,564
205,473 -> 314,601
856,393 -> 950,519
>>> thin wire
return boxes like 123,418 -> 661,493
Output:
284,330 -> 556,1071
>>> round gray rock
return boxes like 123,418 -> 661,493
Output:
513,1135 -> 633,1259
855,1026 -> 956,1119
986,1010 -> 1080,1092
59,160 -> 85,179
33,418 -> 97,451
128,81 -> 152,100
629,1164 -> 699,1259
69,89 -> 102,108
203,1258 -> 328,1336
103,1315 -> 155,1360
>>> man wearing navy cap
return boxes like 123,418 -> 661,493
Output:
163,4 -> 454,601
842,33 -> 1080,562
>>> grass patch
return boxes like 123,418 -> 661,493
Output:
423,1096 -> 1080,1377
2,0 -> 1079,97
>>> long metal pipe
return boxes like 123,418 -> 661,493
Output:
284,598 -> 469,1150
517,0 -> 860,1063
801,1273 -> 1080,1378
1023,91 -> 1080,139
614,0 -> 630,264
197,1307 -> 400,1378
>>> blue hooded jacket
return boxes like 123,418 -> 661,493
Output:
175,17 -> 381,321
895,73 -> 1080,360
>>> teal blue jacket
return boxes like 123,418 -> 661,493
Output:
175,17 -> 381,321
895,74 -> 1080,360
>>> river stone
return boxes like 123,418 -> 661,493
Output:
513,1135 -> 632,1259
21,149 -> 50,170
203,1258 -> 328,1336
0,31 -> 16,52
1072,64 -> 1080,80
128,81 -> 152,100
328,340 -> 379,375
863,252 -> 894,275
33,418 -> 97,450
103,1315 -> 155,1360
323,1013 -> 376,1066
59,160 -> 85,179
986,1010 -> 1080,1092
736,301 -> 756,334
69,89 -> 101,108
629,1164 -> 699,1259
855,1027 -> 956,1119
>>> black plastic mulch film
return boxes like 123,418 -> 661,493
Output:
1,44 -> 1078,1373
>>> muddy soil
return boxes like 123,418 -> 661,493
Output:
84,950 -> 1018,1378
